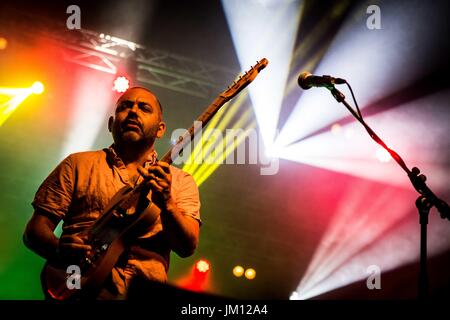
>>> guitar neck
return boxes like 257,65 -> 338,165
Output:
159,58 -> 268,165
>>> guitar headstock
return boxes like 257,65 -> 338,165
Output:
221,58 -> 269,100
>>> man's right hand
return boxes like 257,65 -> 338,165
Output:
57,234 -> 92,262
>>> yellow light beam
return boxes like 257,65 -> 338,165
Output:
195,121 -> 257,187
0,82 -> 44,126
185,91 -> 248,171
193,118 -> 256,184
184,91 -> 248,173
0,91 -> 32,126
182,106 -> 226,173
0,87 -> 30,95
189,105 -> 253,180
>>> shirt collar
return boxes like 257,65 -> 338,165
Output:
106,144 -> 158,168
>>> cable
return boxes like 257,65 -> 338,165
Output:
345,81 -> 362,120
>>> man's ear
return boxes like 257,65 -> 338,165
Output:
156,121 -> 166,139
108,116 -> 114,132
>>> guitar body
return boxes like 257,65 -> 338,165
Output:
41,237 -> 126,300
41,187 -> 162,300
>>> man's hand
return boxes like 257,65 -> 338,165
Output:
138,161 -> 199,257
138,161 -> 174,210
58,234 -> 91,263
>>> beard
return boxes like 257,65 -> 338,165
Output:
112,121 -> 159,150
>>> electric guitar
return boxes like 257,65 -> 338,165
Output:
41,58 -> 268,300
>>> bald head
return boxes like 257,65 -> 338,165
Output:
116,87 -> 163,117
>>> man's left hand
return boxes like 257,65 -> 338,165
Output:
138,161 -> 174,210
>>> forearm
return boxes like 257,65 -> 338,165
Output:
24,215 -> 59,262
24,229 -> 59,261
161,200 -> 199,257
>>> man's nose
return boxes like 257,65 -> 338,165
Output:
129,102 -> 140,114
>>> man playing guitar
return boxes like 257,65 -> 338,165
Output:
23,87 -> 201,299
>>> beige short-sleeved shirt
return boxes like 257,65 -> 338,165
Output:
32,146 -> 201,298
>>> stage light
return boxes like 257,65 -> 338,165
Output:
289,291 -> 299,300
0,90 -> 31,126
183,94 -> 246,173
244,268 -> 256,280
289,104 -> 450,299
276,1 -> 445,148
31,81 -> 44,95
183,94 -> 260,187
232,266 -> 244,277
195,259 -> 210,273
274,1 -> 450,299
0,37 -> 7,50
60,71 -> 115,158
184,0 -> 304,184
222,0 -> 303,148
176,259 -> 212,292
113,76 -> 130,93
193,122 -> 257,187
0,82 -> 44,126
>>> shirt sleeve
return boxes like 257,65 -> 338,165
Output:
172,169 -> 202,226
31,155 -> 74,220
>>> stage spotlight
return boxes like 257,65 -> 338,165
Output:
0,37 -> 7,50
232,265 -> 244,277
244,268 -> 256,280
113,76 -> 130,93
195,259 -> 210,273
176,258 -> 211,292
222,0 -> 303,148
31,81 -> 44,95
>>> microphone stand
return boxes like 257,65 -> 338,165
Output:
327,85 -> 450,299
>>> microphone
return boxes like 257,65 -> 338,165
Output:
297,72 -> 346,90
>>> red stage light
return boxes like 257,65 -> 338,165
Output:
113,76 -> 130,93
195,259 -> 210,273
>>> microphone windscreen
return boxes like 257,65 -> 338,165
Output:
298,72 -> 312,89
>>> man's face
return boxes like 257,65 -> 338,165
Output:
110,88 -> 165,146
